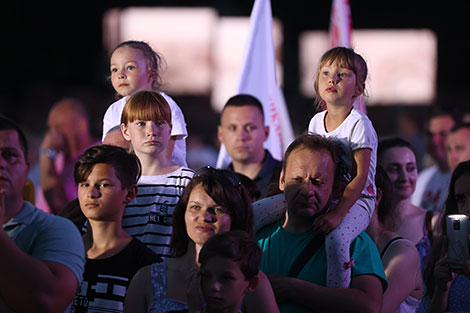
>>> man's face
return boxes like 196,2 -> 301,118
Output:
427,115 -> 455,168
446,128 -> 470,172
218,105 -> 268,165
0,129 -> 29,203
279,147 -> 335,220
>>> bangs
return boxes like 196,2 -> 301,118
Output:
121,91 -> 171,125
320,48 -> 356,71
200,178 -> 233,214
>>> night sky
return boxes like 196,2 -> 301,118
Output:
1,0 -> 468,139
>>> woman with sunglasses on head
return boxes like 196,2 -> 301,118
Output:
124,167 -> 279,313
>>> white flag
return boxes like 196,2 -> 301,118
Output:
216,0 -> 294,168
329,0 -> 352,48
328,0 -> 367,114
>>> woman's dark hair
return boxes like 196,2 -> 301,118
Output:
377,137 -> 416,162
423,160 -> 470,296
170,168 -> 254,257
199,230 -> 261,280
375,165 -> 399,231
74,144 -> 141,189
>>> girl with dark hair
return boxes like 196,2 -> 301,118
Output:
417,161 -> 470,313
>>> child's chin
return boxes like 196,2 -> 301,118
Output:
206,298 -> 228,309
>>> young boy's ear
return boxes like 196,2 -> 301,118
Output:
244,275 -> 259,294
124,184 -> 138,204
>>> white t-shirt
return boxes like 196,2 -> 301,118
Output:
308,108 -> 378,201
411,165 -> 451,212
102,92 -> 188,167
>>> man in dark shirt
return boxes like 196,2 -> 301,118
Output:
218,94 -> 282,198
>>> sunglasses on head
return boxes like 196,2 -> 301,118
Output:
194,166 -> 242,189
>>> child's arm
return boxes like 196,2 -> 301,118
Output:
313,148 -> 371,234
253,194 -> 287,232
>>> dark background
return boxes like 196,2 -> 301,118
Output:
1,0 -> 468,146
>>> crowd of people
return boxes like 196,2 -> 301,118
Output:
1,41 -> 470,313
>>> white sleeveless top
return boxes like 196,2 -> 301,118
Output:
381,237 -> 420,313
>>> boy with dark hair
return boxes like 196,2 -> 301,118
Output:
187,230 -> 261,313
70,144 -> 161,313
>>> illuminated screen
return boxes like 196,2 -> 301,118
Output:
299,29 -> 437,105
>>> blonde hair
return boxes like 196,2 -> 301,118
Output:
121,91 -> 172,126
313,47 -> 368,108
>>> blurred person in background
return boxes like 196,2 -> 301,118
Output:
38,98 -> 96,214
411,108 -> 457,213
446,123 -> 470,173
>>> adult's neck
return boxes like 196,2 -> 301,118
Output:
2,195 -> 23,224
231,150 -> 266,180
282,210 -> 315,233
366,213 -> 396,251
174,241 -> 198,268
393,197 -> 417,216
367,224 -> 397,254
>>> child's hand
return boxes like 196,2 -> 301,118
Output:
312,210 -> 344,235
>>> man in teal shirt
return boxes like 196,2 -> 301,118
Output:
257,134 -> 387,313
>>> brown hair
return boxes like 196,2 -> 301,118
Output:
170,169 -> 254,257
121,91 -> 171,126
74,144 -> 141,189
221,94 -> 265,120
313,47 -> 368,108
199,230 -> 261,280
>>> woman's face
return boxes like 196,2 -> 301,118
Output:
184,184 -> 232,248
381,146 -> 418,199
454,173 -> 470,216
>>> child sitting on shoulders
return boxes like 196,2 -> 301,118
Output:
103,40 -> 188,166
